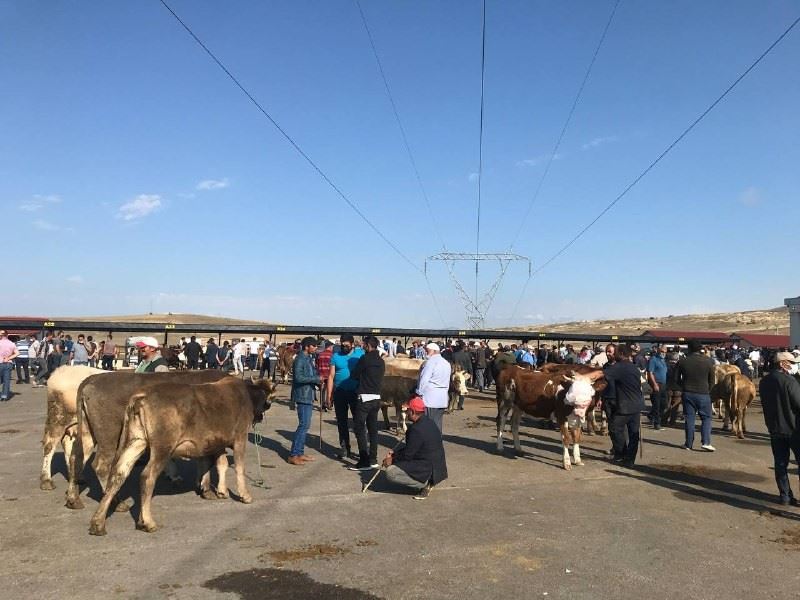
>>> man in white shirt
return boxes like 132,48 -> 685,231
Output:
233,338 -> 247,375
416,343 -> 451,433
748,348 -> 761,378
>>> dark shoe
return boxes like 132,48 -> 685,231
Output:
611,455 -> 625,463
413,484 -> 432,500
347,451 -> 359,461
779,496 -> 799,507
369,461 -> 379,469
622,460 -> 636,468
653,425 -> 662,431
347,461 -> 373,471
334,447 -> 350,460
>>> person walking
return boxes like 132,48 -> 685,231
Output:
381,396 -> 448,499
676,338 -> 717,451
603,344 -> 644,466
417,343 -> 451,433
759,351 -> 800,505
0,330 -> 20,401
647,344 -> 668,430
349,336 -> 385,471
101,335 -> 116,371
287,337 -> 320,465
205,338 -> 220,370
327,334 -> 364,461
233,339 -> 247,375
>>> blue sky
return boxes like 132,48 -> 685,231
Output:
2,1 -> 798,328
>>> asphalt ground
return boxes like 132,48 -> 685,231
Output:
1,376 -> 800,600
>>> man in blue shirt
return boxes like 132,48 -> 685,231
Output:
327,333 -> 365,460
647,344 -> 669,430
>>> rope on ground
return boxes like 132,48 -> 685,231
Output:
249,422 -> 268,488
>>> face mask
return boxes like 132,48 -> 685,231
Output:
789,364 -> 799,376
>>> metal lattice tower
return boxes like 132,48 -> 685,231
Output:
425,252 -> 531,329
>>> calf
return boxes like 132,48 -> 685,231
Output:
65,369 -> 229,511
497,368 -> 604,470
380,375 -> 416,433
88,376 -> 275,535
717,372 -> 756,438
447,369 -> 470,413
40,365 -> 107,491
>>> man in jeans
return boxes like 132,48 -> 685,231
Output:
349,336 -> 385,471
287,337 -> 320,465
101,335 -> 116,370
759,351 -> 800,505
647,344 -> 668,430
70,334 -> 91,366
327,334 -> 364,460
0,330 -> 20,401
676,338 -> 717,451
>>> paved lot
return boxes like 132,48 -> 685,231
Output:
1,377 -> 799,599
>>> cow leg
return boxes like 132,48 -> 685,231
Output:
65,427 -> 94,510
512,407 -> 522,455
396,404 -> 407,434
89,439 -> 147,536
735,407 -> 745,439
741,406 -> 748,434
572,424 -> 583,466
496,404 -> 509,452
91,449 -> 132,513
233,437 -> 252,504
40,424 -> 69,491
560,423 -> 572,470
137,452 -> 168,533
380,405 -> 391,430
196,456 -> 216,500
214,452 -> 229,499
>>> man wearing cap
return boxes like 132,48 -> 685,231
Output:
759,351 -> 800,505
134,337 -> 169,373
288,337 -> 321,465
676,338 -> 717,451
416,342 -> 451,433
382,396 -> 448,499
349,336 -> 385,470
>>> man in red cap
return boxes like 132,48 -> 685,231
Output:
134,337 -> 169,373
381,396 -> 448,499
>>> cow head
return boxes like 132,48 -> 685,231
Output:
247,376 -> 277,423
563,375 -> 595,408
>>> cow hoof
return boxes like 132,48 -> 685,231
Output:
113,500 -> 131,513
585,430 -> 594,436
564,463 -> 572,471
240,495 -> 253,504
88,522 -> 107,536
574,461 -> 584,467
65,497 -> 84,510
201,489 -> 217,501
736,433 -> 744,440
40,479 -> 56,491
215,490 -> 229,500
513,449 -> 524,457
136,522 -> 158,533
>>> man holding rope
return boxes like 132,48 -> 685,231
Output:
381,396 -> 447,500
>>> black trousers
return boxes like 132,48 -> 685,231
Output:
187,358 -> 199,370
15,359 -> 30,383
333,388 -> 357,450
611,412 -> 640,461
770,434 -> 800,501
352,398 -> 380,462
649,386 -> 667,426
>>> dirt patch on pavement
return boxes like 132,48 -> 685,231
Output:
774,527 -> 800,549
355,539 -> 378,547
0,429 -> 22,434
260,543 -> 350,566
204,568 -> 381,599
465,419 -> 492,429
655,464 -> 766,483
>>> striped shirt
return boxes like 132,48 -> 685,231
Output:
15,340 -> 30,359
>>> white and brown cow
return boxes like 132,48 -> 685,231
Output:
89,376 -> 275,535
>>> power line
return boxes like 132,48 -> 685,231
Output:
157,0 -> 421,274
509,0 -> 621,250
511,12 -> 800,322
475,0 -> 487,309
354,0 -> 447,252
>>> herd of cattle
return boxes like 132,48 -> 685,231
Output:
37,352 -> 755,534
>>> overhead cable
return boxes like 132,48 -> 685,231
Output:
475,0 -> 487,307
158,0 -> 422,274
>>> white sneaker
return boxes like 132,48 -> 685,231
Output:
701,444 -> 716,452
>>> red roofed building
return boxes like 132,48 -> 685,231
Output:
731,332 -> 790,349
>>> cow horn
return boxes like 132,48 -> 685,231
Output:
250,374 -> 258,383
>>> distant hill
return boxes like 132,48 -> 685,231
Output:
63,313 -> 272,325
505,307 -> 789,336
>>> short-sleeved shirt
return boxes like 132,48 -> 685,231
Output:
316,348 -> 333,379
0,338 -> 17,362
72,342 -> 89,363
647,354 -> 668,384
103,341 -> 116,356
330,347 -> 365,392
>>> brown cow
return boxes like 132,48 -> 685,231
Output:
380,375 -> 417,433
88,376 -> 276,535
497,368 -> 605,470
65,369 -> 229,511
277,344 -> 297,383
714,372 -> 756,438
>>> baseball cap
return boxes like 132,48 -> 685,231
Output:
776,351 -> 800,363
406,396 -> 425,413
301,336 -> 318,348
134,337 -> 160,349
425,342 -> 440,352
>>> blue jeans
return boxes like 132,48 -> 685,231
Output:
683,392 -> 712,447
290,402 -> 313,457
770,435 -> 800,501
0,363 -> 13,399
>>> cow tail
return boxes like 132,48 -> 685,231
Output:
111,393 -> 147,468
728,373 -> 737,427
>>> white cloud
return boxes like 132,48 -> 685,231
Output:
118,194 -> 162,221
516,153 -> 563,167
196,178 -> 230,191
66,275 -> 83,284
581,136 -> 618,150
738,186 -> 762,207
19,194 -> 62,211
33,219 -> 60,231
467,172 -> 479,182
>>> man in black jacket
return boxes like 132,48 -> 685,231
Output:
676,339 -> 717,451
349,336 -> 385,471
382,396 -> 447,499
184,336 -> 202,370
760,351 -> 800,505
602,344 -> 644,466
